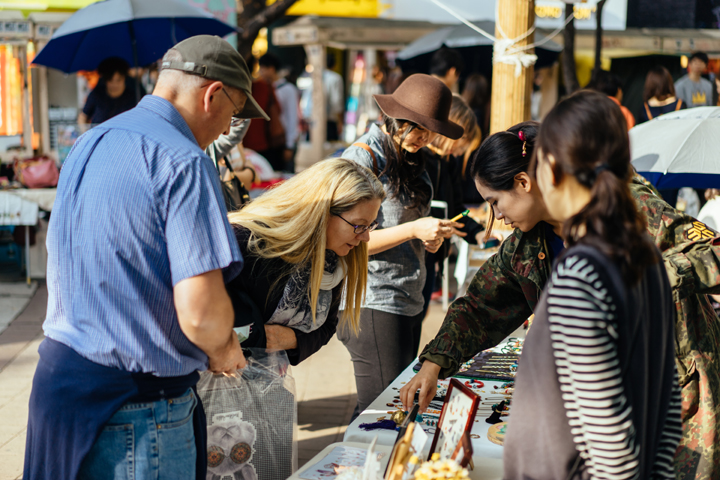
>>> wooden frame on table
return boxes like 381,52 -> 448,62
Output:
450,431 -> 473,468
428,378 -> 479,460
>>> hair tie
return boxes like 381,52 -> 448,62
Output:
594,164 -> 611,175
518,131 -> 527,157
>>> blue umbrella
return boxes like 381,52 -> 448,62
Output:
32,0 -> 236,74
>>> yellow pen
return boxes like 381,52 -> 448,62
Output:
450,209 -> 470,223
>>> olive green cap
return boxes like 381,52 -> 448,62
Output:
161,35 -> 269,120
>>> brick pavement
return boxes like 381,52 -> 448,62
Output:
0,283 -> 446,479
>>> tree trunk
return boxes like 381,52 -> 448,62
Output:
237,0 -> 299,59
593,0 -> 607,76
562,4 -> 579,94
489,0 -> 535,133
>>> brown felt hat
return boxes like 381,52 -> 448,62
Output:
373,74 -> 464,140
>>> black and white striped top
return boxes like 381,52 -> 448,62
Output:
504,245 -> 681,480
548,255 -> 682,479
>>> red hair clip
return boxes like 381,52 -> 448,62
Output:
518,131 -> 527,157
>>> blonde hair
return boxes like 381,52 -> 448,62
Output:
227,158 -> 385,335
429,94 -> 481,169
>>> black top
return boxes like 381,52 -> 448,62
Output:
422,148 -> 484,247
637,98 -> 686,124
82,78 -> 144,124
456,155 -> 486,206
543,222 -> 564,262
504,244 -> 681,480
225,226 -> 342,365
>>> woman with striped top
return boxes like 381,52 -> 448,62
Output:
503,91 -> 682,479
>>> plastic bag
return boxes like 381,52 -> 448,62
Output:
198,348 -> 298,480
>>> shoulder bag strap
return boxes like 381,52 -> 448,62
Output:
352,142 -> 378,176
644,103 -> 653,121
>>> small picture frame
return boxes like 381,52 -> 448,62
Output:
450,431 -> 474,468
428,378 -> 479,460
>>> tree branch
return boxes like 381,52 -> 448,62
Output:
562,5 -> 579,94
238,0 -> 299,59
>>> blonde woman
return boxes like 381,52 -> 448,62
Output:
225,158 -> 384,365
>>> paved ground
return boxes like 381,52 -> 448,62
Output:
0,282 -> 447,479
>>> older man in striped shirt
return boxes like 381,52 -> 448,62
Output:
23,36 -> 269,480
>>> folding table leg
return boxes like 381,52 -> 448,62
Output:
25,225 -> 30,286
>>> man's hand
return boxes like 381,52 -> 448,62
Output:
208,330 -> 247,374
265,325 -> 298,350
399,361 -> 441,413
174,269 -> 243,375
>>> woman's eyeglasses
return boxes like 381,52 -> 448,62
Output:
334,214 -> 378,235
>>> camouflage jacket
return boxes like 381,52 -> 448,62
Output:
420,177 -> 720,383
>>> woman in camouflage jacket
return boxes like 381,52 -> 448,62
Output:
401,121 -> 720,480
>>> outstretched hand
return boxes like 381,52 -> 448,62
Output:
399,361 -> 441,413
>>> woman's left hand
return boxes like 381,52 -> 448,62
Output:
265,325 -> 298,350
424,237 -> 444,253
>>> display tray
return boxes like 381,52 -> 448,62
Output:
413,351 -> 519,382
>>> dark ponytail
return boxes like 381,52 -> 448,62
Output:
468,121 -> 539,240
378,115 -> 431,210
536,90 -> 656,284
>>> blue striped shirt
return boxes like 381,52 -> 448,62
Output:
44,95 -> 243,377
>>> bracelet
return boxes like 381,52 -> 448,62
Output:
239,165 -> 257,183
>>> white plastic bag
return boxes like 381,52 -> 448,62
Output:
198,348 -> 298,480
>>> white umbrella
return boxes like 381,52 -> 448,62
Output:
630,107 -> 720,189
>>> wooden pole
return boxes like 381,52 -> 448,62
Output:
18,44 -> 33,156
593,0 -> 607,78
489,0 -> 535,134
36,40 -> 50,156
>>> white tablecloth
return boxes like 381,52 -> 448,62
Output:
341,332 -> 526,480
343,362 -> 507,460
0,191 -> 39,225
7,188 -> 56,211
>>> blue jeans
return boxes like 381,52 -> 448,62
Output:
78,388 -> 198,480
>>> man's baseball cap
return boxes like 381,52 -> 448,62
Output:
161,35 -> 270,120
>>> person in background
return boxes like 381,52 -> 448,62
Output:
24,35 -> 268,480
639,65 -> 686,123
339,74 -> 464,418
301,52 -> 345,141
588,70 -> 635,130
675,52 -> 714,108
259,53 -> 300,172
504,89 -> 681,480
225,158 -> 384,364
243,55 -> 286,172
421,95 -> 484,313
429,47 -> 464,91
206,120 -> 257,209
79,57 -> 145,125
461,73 -> 490,135
638,65 -> 686,207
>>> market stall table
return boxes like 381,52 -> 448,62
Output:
0,188 -> 56,282
343,333 -> 525,480
1,191 -> 40,284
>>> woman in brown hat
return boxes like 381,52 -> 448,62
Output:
337,74 -> 465,418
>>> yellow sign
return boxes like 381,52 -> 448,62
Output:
535,3 -> 596,20
269,0 -> 384,18
0,0 -> 100,11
